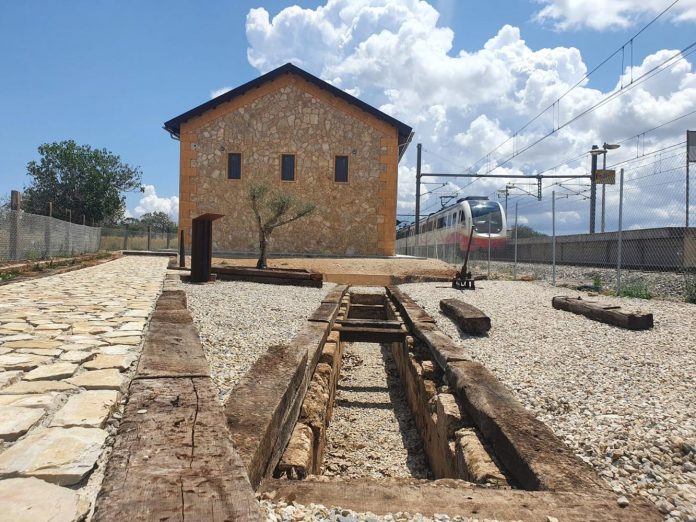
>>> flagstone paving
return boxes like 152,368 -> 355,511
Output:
0,256 -> 168,520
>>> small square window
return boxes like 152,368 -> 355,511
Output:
335,155 -> 349,182
227,153 -> 241,179
281,154 -> 295,181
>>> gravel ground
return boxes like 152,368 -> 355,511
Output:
466,259 -> 693,301
322,342 -> 431,479
400,280 -> 696,521
260,499 -> 502,521
184,280 -> 332,402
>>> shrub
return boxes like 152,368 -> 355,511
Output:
685,275 -> 696,304
618,278 -> 651,299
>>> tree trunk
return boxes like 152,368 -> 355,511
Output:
257,229 -> 269,269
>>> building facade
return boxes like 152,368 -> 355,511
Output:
164,63 -> 412,257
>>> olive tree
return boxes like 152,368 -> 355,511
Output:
248,183 -> 316,269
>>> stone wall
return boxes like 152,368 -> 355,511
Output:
178,73 -> 399,257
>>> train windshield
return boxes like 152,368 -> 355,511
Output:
469,202 -> 503,234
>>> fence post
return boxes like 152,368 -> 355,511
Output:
552,191 -> 556,286
147,226 -> 151,251
122,226 -> 129,251
487,214 -> 492,279
9,191 -> 21,261
179,229 -> 185,268
44,202 -> 53,258
166,227 -> 171,249
513,202 -> 518,280
67,209 -> 73,255
616,168 -> 624,295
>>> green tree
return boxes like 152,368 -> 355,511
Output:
248,183 -> 316,269
23,140 -> 142,224
139,211 -> 177,231
511,224 -> 547,238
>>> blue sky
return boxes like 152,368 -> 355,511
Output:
1,0 -> 694,230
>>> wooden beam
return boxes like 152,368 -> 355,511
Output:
335,326 -> 406,343
93,282 -> 260,521
93,378 -> 260,521
552,296 -> 653,330
258,478 -> 660,521
345,304 -> 387,320
335,319 -> 402,329
440,299 -> 491,335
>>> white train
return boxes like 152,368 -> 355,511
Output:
396,196 -> 507,259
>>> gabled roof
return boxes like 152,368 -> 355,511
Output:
163,63 -> 413,158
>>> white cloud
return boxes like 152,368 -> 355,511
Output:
132,185 -> 179,221
211,86 -> 232,99
534,0 -> 696,31
245,0 -> 696,230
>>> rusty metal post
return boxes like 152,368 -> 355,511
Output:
190,214 -> 223,283
179,229 -> 185,268
166,227 -> 170,249
122,226 -> 129,250
147,226 -> 151,251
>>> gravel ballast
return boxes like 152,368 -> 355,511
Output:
184,280 -> 332,401
323,342 -> 431,479
260,499 -> 502,521
400,280 -> 696,521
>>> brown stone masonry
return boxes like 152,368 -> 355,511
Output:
179,73 -> 399,256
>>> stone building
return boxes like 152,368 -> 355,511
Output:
164,63 -> 413,257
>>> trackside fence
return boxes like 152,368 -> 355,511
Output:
99,227 -> 178,252
0,209 -> 101,263
398,148 -> 696,302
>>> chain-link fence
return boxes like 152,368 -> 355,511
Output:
0,209 -> 101,263
397,146 -> 695,302
99,227 -> 178,252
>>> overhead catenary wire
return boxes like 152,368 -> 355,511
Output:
418,107 -> 695,217
464,0 -> 684,174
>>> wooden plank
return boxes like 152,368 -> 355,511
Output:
93,378 -> 260,522
136,313 -> 210,378
348,293 -> 385,305
258,478 -> 660,521
552,296 -> 653,330
321,285 -> 349,303
389,288 -> 609,494
155,289 -> 187,310
308,301 -> 340,323
224,319 -> 328,488
386,286 -> 436,327
346,304 -> 387,320
446,360 -> 605,492
224,344 -> 308,488
212,265 -> 322,281
335,319 -> 403,329
440,298 -> 491,335
335,326 -> 406,343
415,326 -> 470,369
215,272 -> 322,287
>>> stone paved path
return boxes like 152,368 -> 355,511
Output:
0,256 -> 169,521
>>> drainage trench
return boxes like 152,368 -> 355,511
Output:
274,288 -> 511,487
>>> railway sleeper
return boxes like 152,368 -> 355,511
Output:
225,285 -> 660,520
